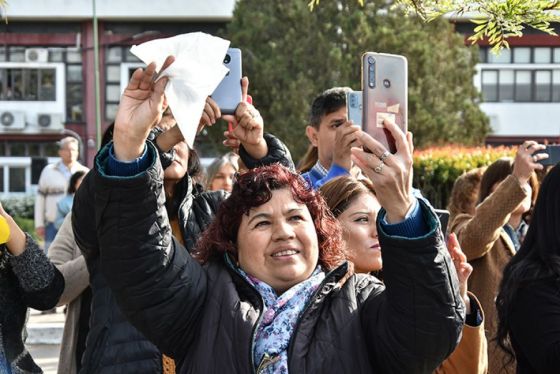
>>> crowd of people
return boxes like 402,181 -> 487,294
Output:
1,50 -> 559,374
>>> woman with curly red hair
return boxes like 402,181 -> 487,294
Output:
73,57 -> 465,373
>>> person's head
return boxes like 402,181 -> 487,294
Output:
67,170 -> 86,194
478,157 -> 538,216
58,136 -> 79,167
194,164 -> 346,294
320,177 -> 382,273
496,162 -> 560,366
300,87 -> 351,172
448,167 -> 486,220
205,152 -> 239,193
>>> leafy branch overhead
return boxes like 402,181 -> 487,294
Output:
309,0 -> 560,52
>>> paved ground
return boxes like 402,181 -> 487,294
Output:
27,308 -> 64,374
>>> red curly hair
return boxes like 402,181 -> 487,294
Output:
193,164 -> 346,271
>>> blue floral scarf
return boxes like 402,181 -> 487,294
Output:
238,266 -> 325,373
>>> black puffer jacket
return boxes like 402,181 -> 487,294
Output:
74,133 -> 294,373
73,142 -> 465,374
0,235 -> 64,373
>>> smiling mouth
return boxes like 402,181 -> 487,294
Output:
271,249 -> 300,257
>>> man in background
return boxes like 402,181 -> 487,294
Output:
34,136 -> 89,253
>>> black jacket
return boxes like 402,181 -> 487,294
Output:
74,133 -> 294,373
73,142 -> 465,374
0,235 -> 64,373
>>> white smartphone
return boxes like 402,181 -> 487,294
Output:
361,52 -> 408,153
346,90 -> 363,129
211,48 -> 242,114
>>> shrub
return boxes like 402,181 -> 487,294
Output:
1,195 -> 35,220
413,145 -> 516,209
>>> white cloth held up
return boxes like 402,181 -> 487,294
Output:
130,32 -> 230,147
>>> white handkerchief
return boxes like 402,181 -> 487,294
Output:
130,32 -> 230,147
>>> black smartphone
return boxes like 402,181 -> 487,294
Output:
434,209 -> 450,238
536,145 -> 560,166
211,48 -> 242,114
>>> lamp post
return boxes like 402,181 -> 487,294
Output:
93,0 -> 102,150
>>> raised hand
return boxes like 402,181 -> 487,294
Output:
513,140 -> 546,185
113,55 -> 175,161
447,232 -> 473,314
197,96 -> 222,134
222,77 -> 267,159
351,118 -> 415,224
332,122 -> 361,172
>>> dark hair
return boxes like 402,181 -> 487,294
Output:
309,87 -> 351,128
298,87 -> 351,173
193,164 -> 346,271
68,170 -> 86,194
447,167 -> 486,223
496,163 -> 560,367
478,157 -> 539,209
101,123 -> 115,149
320,177 -> 376,218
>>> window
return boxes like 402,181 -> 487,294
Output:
534,48 -> 551,64
0,67 -> 56,101
488,49 -> 511,64
535,70 -> 552,102
513,48 -> 531,63
9,167 -> 25,193
481,68 -> 560,103
553,71 -> 560,102
514,71 -> 532,102
499,70 -> 514,102
481,70 -> 498,101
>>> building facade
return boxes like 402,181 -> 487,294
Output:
0,0 -> 234,196
455,21 -> 560,145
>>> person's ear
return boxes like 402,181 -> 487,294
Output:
306,125 -> 319,147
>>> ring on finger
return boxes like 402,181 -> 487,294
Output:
374,161 -> 385,174
379,150 -> 390,162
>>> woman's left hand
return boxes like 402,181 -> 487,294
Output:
447,232 -> 473,314
351,118 -> 415,223
221,77 -> 267,159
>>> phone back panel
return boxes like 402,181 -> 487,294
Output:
346,90 -> 363,129
212,48 -> 242,114
537,144 -> 560,166
361,52 -> 408,153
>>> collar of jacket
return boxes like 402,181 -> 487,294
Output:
223,252 -> 350,310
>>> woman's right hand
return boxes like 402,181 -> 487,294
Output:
351,119 -> 415,224
513,140 -> 546,185
113,55 -> 175,161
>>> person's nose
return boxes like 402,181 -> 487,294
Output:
272,220 -> 295,241
370,221 -> 378,239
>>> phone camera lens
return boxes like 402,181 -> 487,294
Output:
367,56 -> 375,64
383,79 -> 391,88
224,54 -> 231,64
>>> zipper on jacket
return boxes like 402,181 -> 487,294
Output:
224,254 -> 265,374
286,264 -> 345,373
256,353 -> 281,374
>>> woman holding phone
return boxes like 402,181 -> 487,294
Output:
72,57 -> 464,373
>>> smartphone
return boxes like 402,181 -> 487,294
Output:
536,144 -> 560,166
346,90 -> 363,129
434,209 -> 450,238
211,48 -> 242,114
361,52 -> 408,153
